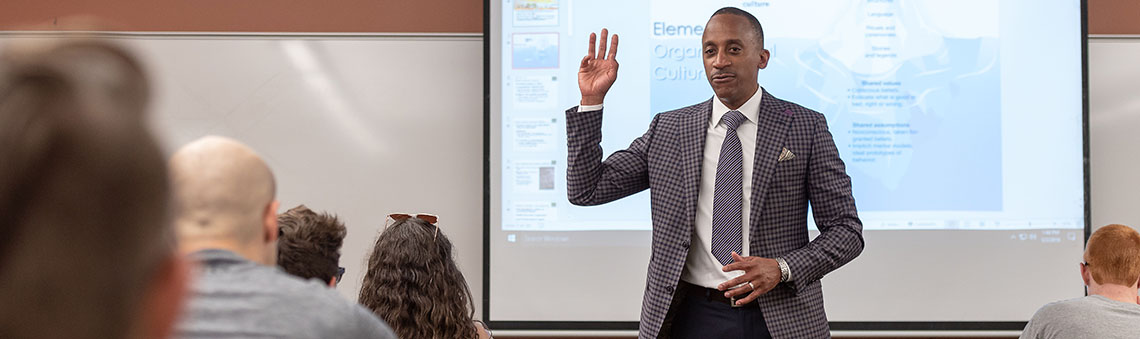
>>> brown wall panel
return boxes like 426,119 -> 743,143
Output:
0,0 -> 481,33
1089,0 -> 1140,34
1,1 -> 1135,34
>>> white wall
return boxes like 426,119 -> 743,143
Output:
1089,38 -> 1140,230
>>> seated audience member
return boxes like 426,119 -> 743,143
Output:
1021,224 -> 1140,339
359,214 -> 492,339
170,136 -> 395,339
0,40 -> 188,339
276,205 -> 347,286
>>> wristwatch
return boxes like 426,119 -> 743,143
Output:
776,257 -> 791,283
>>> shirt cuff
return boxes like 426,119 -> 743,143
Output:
578,103 -> 603,112
776,257 -> 792,282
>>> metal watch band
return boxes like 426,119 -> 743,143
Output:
776,257 -> 791,283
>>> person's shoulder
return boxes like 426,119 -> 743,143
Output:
1021,298 -> 1085,339
657,99 -> 712,118
244,267 -> 363,315
267,273 -> 396,337
190,264 -> 391,335
339,302 -> 398,338
274,272 -> 352,305
1031,297 -> 1097,320
474,320 -> 493,339
762,91 -> 823,119
1086,295 -> 1140,315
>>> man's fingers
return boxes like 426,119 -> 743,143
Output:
607,34 -> 619,60
597,28 -> 609,60
736,288 -> 763,306
717,274 -> 751,290
722,260 -> 752,273
580,55 -> 592,69
731,252 -> 747,262
723,284 -> 752,298
587,33 -> 596,60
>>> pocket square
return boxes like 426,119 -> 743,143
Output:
778,147 -> 795,162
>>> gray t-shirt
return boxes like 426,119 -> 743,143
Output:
176,249 -> 396,339
1021,294 -> 1140,339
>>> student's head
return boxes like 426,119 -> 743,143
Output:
359,215 -> 477,339
276,205 -> 347,286
0,39 -> 187,339
703,7 -> 770,109
1082,224 -> 1140,288
169,136 -> 280,265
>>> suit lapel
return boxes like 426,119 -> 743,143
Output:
681,99 -> 713,224
748,90 -> 792,249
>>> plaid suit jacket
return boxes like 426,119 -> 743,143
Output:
565,89 -> 864,339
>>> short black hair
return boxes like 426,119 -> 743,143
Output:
710,7 -> 765,48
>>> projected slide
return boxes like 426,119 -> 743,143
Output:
490,0 -> 1085,325
497,0 -> 1082,232
648,0 -> 1002,213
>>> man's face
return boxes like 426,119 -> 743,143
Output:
702,14 -> 770,108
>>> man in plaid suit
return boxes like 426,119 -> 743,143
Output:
566,7 -> 864,339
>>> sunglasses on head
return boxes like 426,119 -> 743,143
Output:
386,213 -> 438,225
386,213 -> 441,240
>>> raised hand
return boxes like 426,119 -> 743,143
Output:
578,28 -> 619,106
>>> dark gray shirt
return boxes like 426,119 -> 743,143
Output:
176,249 -> 396,339
1021,295 -> 1140,339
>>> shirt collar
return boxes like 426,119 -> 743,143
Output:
710,87 -> 763,128
189,248 -> 252,267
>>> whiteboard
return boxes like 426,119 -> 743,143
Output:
0,33 -> 486,315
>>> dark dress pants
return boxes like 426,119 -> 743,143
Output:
666,281 -> 773,339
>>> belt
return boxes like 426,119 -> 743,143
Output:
679,280 -> 759,308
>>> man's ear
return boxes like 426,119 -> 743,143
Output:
137,252 -> 191,339
757,48 -> 770,70
260,200 -> 282,265
1080,262 -> 1092,286
264,200 -> 280,244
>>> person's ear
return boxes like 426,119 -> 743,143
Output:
757,48 -> 770,70
264,200 -> 280,244
1080,262 -> 1091,286
137,252 -> 191,339
260,200 -> 281,265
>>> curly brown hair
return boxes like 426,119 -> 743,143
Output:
358,217 -> 477,339
276,205 -> 346,283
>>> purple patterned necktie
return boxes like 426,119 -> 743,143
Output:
711,110 -> 746,266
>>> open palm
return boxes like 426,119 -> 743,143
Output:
578,29 -> 619,106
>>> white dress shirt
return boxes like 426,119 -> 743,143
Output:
578,88 -> 771,289
681,90 -> 762,289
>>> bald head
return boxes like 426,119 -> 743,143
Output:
170,136 -> 279,263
